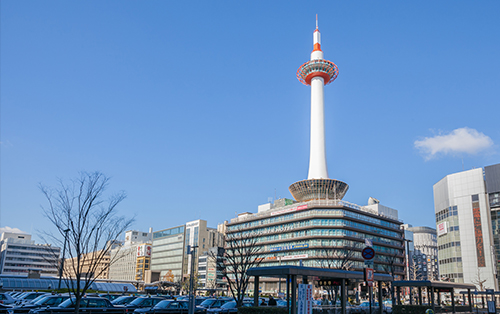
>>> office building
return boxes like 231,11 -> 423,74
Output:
198,246 -> 226,294
0,232 -> 60,277
150,220 -> 224,282
407,226 -> 438,281
64,250 -> 110,280
108,229 -> 153,281
434,166 -> 498,289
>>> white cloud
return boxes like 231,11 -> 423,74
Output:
415,127 -> 494,160
0,226 -> 28,234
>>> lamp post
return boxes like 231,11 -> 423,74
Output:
404,239 -> 413,280
188,245 -> 198,314
58,228 -> 70,290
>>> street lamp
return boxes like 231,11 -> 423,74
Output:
58,228 -> 70,290
188,245 -> 198,314
404,239 -> 413,280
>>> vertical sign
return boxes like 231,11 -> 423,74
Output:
472,196 -> 486,267
298,284 -> 313,314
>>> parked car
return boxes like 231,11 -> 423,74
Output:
206,301 -> 253,314
111,296 -> 138,306
133,300 -> 206,314
197,298 -> 232,310
0,304 -> 14,314
99,294 -> 122,301
115,296 -> 166,311
0,293 -> 18,305
27,297 -> 124,314
16,293 -> 47,305
8,295 -> 70,313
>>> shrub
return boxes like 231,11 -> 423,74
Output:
238,307 -> 288,314
393,305 -> 432,314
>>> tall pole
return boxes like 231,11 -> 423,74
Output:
188,245 -> 198,314
58,228 -> 70,291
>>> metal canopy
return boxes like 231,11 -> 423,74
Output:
247,265 -> 393,282
392,280 -> 476,290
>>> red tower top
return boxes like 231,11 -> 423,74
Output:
296,17 -> 339,86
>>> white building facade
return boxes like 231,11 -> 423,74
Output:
0,232 -> 60,277
108,229 -> 152,281
434,168 -> 498,289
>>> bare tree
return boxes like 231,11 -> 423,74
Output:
472,269 -> 487,291
318,242 -> 361,301
40,172 -> 134,314
209,232 -> 263,307
380,252 -> 402,304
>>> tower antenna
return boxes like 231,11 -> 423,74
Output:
316,14 -> 318,29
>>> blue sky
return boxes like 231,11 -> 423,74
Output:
1,1 -> 499,243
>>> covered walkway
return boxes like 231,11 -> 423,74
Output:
392,281 -> 476,314
248,266 -> 393,314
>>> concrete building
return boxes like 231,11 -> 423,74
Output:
64,250 -> 110,280
434,167 -> 498,289
198,246 -> 226,294
0,232 -> 60,277
108,229 -> 153,281
407,226 -> 439,281
150,220 -> 224,282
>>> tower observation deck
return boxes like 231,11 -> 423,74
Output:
289,18 -> 348,202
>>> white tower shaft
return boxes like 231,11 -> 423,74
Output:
308,76 -> 328,179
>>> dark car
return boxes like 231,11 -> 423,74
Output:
133,300 -> 206,314
99,294 -> 122,301
16,293 -> 48,305
206,301 -> 253,314
0,293 -> 17,305
0,304 -> 14,313
112,296 -> 138,306
197,298 -> 232,310
9,295 -> 70,313
116,297 -> 166,311
28,297 -> 124,314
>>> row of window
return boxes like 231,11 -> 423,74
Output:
231,228 -> 403,248
153,226 -> 185,239
228,208 -> 401,232
439,257 -> 462,265
441,273 -> 464,279
436,206 -> 458,222
449,226 -> 460,232
237,218 -> 402,240
438,241 -> 461,250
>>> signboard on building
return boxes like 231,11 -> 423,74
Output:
270,244 -> 309,252
472,196 -> 486,267
137,244 -> 152,257
297,284 -> 313,314
437,222 -> 448,236
271,205 -> 308,216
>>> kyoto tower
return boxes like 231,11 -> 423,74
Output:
289,17 -> 349,202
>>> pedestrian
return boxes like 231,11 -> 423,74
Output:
261,298 -> 267,306
269,296 -> 277,306
321,295 -> 329,306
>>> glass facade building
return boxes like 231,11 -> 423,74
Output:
224,198 -> 405,292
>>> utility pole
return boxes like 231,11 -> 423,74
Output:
188,245 -> 198,314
